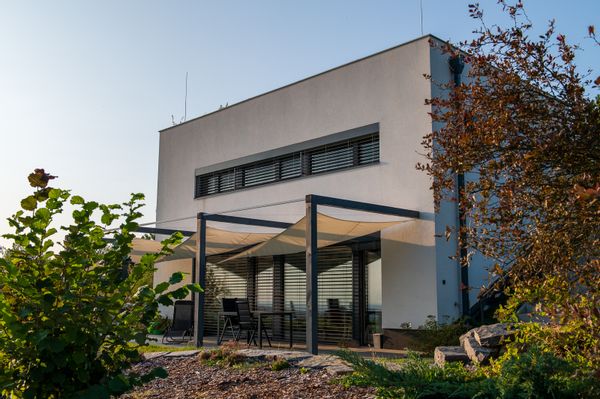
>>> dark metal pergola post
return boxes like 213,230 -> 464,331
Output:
194,212 -> 207,347
305,195 -> 319,354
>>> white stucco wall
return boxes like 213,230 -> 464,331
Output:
154,35 -> 477,327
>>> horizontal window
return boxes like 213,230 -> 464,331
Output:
195,132 -> 379,198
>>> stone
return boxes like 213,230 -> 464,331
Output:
143,351 -> 169,360
296,355 -> 353,375
459,330 -> 475,347
236,349 -> 312,363
462,336 -> 497,364
472,323 -> 514,347
164,350 -> 200,357
434,346 -> 469,367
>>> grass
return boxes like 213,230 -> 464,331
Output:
137,344 -> 199,354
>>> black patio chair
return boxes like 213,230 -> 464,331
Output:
162,300 -> 194,343
235,299 -> 271,347
218,297 -> 240,344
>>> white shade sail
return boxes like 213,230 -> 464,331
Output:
221,212 -> 407,263
130,227 -> 277,263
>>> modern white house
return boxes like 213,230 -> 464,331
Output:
150,35 -> 492,353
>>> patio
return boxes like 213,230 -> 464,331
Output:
136,194 -> 421,355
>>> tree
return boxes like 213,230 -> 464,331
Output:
419,1 -> 599,367
0,169 -> 201,398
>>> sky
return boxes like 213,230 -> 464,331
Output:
0,0 -> 598,246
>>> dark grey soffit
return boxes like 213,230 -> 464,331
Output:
194,123 -> 379,176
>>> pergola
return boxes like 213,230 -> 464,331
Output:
136,194 -> 420,354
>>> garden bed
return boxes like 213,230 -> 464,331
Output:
123,352 -> 375,399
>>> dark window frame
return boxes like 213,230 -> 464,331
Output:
195,132 -> 379,198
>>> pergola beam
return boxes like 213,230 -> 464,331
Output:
204,214 -> 292,229
134,226 -> 195,237
309,194 -> 420,219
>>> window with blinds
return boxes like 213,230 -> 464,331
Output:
194,132 -> 379,198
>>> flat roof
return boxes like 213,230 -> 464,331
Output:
159,34 -> 445,133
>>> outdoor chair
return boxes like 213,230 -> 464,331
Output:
162,300 -> 194,344
218,297 -> 240,344
235,299 -> 271,347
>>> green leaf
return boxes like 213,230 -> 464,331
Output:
71,195 -> 85,205
48,188 -> 61,199
170,287 -> 189,299
150,367 -> 168,379
35,208 -> 51,222
157,296 -> 173,306
187,283 -> 203,293
107,374 -> 131,394
154,282 -> 169,294
168,272 -> 184,285
133,332 -> 146,345
20,195 -> 37,211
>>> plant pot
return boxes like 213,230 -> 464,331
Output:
372,333 -> 383,349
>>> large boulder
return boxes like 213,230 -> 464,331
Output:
472,323 -> 514,347
434,346 -> 470,367
462,335 -> 498,364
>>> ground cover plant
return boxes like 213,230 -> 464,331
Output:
0,169 -> 201,398
337,348 -> 598,399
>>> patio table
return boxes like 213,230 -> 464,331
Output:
255,310 -> 294,349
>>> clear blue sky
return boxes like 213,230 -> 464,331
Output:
0,1 -> 597,244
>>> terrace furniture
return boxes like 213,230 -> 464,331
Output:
235,299 -> 272,347
255,310 -> 294,349
162,300 -> 194,343
217,298 -> 239,344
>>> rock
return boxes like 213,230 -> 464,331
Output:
142,351 -> 169,360
462,336 -> 497,364
472,323 -> 514,347
164,350 -> 200,357
434,346 -> 469,367
459,330 -> 475,347
236,349 -> 312,363
296,355 -> 353,375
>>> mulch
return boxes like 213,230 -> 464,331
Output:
122,355 -> 375,399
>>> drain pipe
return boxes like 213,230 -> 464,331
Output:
448,55 -> 470,317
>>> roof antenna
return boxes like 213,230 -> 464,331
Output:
420,0 -> 424,36
184,72 -> 188,121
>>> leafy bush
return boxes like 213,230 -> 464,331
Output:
337,347 -> 599,398
0,169 -> 201,398
412,315 -> 470,354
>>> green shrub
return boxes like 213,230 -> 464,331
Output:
337,348 -> 598,398
412,315 -> 470,354
0,169 -> 202,398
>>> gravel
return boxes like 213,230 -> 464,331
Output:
123,355 -> 375,399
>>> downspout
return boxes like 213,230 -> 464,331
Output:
448,55 -> 470,317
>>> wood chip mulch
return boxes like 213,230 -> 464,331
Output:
122,355 -> 376,399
